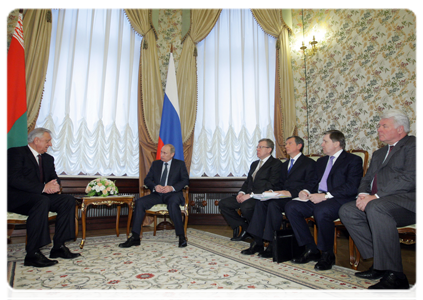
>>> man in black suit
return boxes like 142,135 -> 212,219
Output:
119,144 -> 189,248
218,138 -> 283,241
8,128 -> 79,268
339,110 -> 415,289
285,130 -> 363,270
241,136 -> 316,256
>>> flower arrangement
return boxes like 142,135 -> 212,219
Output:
85,177 -> 119,197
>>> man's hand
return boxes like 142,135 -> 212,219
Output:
309,193 -> 326,204
44,179 -> 60,194
298,190 -> 310,200
236,193 -> 251,203
356,193 -> 377,211
155,185 -> 173,194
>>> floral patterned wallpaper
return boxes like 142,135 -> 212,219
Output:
290,9 -> 416,156
156,9 -> 183,94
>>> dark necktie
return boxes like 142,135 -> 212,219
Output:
160,162 -> 168,186
288,158 -> 294,174
371,145 -> 394,195
37,154 -> 44,183
318,156 -> 334,192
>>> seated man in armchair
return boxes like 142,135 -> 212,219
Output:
218,138 -> 283,241
119,144 -> 189,248
8,128 -> 79,268
339,110 -> 415,289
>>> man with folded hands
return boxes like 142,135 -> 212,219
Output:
240,136 -> 315,257
8,128 -> 80,268
285,130 -> 363,271
119,144 -> 189,248
339,110 -> 415,289
218,138 -> 283,241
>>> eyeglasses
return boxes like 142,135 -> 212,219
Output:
256,146 -> 270,149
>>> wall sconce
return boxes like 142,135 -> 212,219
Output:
300,35 -> 319,56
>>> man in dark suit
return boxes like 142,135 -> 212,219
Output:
8,128 -> 79,268
218,138 -> 283,241
119,144 -> 189,248
241,136 -> 316,256
339,110 -> 415,289
285,130 -> 363,270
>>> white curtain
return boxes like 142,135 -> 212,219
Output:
36,9 -> 142,176
191,9 -> 276,177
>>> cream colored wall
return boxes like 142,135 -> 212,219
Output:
290,9 -> 416,155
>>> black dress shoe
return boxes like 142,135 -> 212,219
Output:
314,251 -> 335,271
291,248 -> 321,264
258,245 -> 273,258
241,241 -> 264,255
179,236 -> 188,248
50,245 -> 81,259
355,265 -> 385,279
368,272 -> 409,289
231,230 -> 249,241
25,251 -> 58,267
119,235 -> 141,248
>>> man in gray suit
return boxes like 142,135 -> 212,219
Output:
339,109 -> 415,289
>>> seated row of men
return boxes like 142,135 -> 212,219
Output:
219,109 -> 415,290
7,109 -> 415,290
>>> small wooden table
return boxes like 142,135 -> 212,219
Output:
78,195 -> 135,249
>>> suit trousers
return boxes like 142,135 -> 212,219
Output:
285,198 -> 342,252
339,198 -> 415,272
247,198 -> 291,242
132,192 -> 185,236
8,192 -> 76,255
218,196 -> 256,230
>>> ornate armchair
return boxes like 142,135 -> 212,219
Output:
139,185 -> 190,238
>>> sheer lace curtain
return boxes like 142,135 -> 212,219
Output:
190,9 -> 276,177
36,9 -> 142,176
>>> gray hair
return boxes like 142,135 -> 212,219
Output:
258,138 -> 275,153
381,109 -> 410,133
28,128 -> 52,143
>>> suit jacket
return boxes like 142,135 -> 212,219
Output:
279,154 -> 316,198
8,146 -> 60,210
358,135 -> 416,212
240,155 -> 283,194
144,158 -> 189,202
309,150 -> 363,204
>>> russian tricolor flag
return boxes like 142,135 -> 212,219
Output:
156,52 -> 184,161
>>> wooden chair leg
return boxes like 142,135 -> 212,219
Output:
313,223 -> 318,244
349,236 -> 360,270
334,227 -> 338,254
153,216 -> 157,236
183,213 -> 188,239
75,205 -> 79,240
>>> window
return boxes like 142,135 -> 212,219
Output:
36,9 -> 142,176
191,9 -> 276,177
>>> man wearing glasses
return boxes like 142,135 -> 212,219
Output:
218,138 -> 283,241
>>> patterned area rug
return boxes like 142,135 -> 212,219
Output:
7,228 -> 375,290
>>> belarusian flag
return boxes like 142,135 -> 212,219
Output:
7,10 -> 28,149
